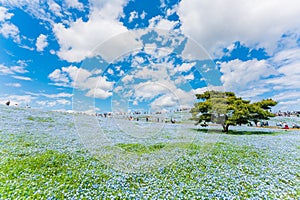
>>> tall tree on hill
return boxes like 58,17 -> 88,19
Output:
190,91 -> 277,133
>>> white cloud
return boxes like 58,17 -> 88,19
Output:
36,98 -> 71,108
37,100 -> 56,107
12,75 -> 32,81
150,94 -> 178,111
121,74 -> 133,83
0,64 -> 28,75
107,68 -> 114,75
27,92 -> 73,99
273,91 -> 300,102
48,0 -> 62,17
48,65 -> 114,99
272,48 -> 300,65
0,6 -> 13,22
5,83 -> 21,87
0,0 -> 52,23
266,48 -> 300,90
134,82 -> 169,101
193,86 -> 225,95
276,98 -> 300,111
181,38 -> 212,61
0,95 -> 34,106
128,11 -> 138,23
91,68 -> 103,75
10,65 -> 28,73
175,62 -> 196,73
65,0 -> 84,10
86,88 -> 112,99
0,64 -> 14,75
219,59 -> 278,94
56,99 -> 71,105
93,30 -> 143,63
53,0 -> 129,62
148,15 -> 178,31
238,88 -> 271,99
140,11 -> 146,19
0,22 -> 20,43
184,73 -> 194,80
36,34 -> 48,52
48,69 -> 69,83
178,0 -> 300,56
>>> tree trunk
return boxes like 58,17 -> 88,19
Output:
222,124 -> 229,133
254,120 -> 258,126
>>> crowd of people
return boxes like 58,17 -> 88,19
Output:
276,122 -> 300,129
275,110 -> 300,117
96,110 -> 180,124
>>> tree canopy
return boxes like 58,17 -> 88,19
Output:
190,91 -> 277,132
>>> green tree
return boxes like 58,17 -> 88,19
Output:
190,91 -> 277,132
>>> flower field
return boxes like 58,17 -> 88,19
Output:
0,106 -> 299,199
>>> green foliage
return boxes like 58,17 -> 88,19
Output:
193,128 -> 280,135
27,116 -> 55,123
116,143 -> 166,154
191,91 -> 277,132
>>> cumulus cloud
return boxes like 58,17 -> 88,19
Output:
86,88 -> 112,99
48,0 -> 62,17
178,0 -> 300,56
0,6 -> 13,22
53,0 -> 129,62
175,62 -> 196,73
0,22 -> 20,43
65,0 -> 84,10
133,82 -> 169,101
48,69 -> 69,83
150,94 -> 178,111
48,65 -> 114,99
36,34 -> 48,52
114,57 -> 197,111
219,59 -> 278,94
148,16 -> 179,31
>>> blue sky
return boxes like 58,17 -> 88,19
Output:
0,0 -> 300,113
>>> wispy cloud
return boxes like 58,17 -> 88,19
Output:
219,59 -> 278,97
27,92 -> 73,98
5,83 -> 21,87
12,75 -> 32,81
0,64 -> 28,75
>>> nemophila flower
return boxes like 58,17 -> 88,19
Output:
0,106 -> 299,198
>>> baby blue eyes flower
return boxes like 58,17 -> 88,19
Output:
0,106 -> 299,199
